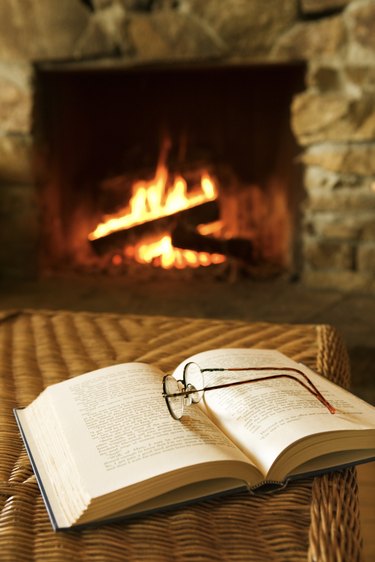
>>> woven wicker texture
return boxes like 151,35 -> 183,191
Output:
0,309 -> 363,562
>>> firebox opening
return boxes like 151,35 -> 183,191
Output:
34,62 -> 305,278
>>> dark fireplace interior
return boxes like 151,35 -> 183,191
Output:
34,63 -> 305,278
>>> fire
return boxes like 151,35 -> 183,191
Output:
89,165 -> 218,241
123,234 -> 225,270
89,141 -> 225,269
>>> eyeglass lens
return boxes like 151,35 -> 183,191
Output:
184,362 -> 204,404
163,375 -> 184,420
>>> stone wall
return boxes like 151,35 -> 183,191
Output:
1,0 -> 375,291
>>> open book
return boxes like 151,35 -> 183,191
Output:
14,348 -> 375,530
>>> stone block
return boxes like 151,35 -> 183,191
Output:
0,134 -> 32,184
320,219 -> 360,240
303,165 -> 360,191
304,236 -> 354,269
344,65 -> 375,88
127,12 -> 225,60
306,186 -> 375,213
357,243 -> 375,273
79,2 -> 130,57
272,15 -> 346,61
307,212 -> 362,240
0,63 -> 32,133
306,210 -> 375,241
346,0 -> 375,64
0,0 -> 117,62
175,0 -> 298,59
302,144 -> 375,176
292,89 -> 375,144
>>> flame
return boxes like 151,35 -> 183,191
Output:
89,164 -> 218,241
125,233 -> 225,270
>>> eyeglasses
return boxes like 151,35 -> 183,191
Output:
162,362 -> 336,420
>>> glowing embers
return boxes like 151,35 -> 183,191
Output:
122,233 -> 225,270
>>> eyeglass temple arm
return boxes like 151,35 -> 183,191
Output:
166,366 -> 336,414
203,365 -> 319,391
203,365 -> 334,408
202,373 -> 336,414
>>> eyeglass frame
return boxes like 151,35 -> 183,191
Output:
162,362 -> 336,420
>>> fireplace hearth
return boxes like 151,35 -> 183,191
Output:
34,63 -> 303,278
1,0 -> 375,291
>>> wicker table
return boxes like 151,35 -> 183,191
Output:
0,309 -> 363,561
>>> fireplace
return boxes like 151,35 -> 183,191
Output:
34,63 -> 304,278
1,0 -> 375,291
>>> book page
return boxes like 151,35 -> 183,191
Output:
173,348 -> 375,476
44,362 -> 255,500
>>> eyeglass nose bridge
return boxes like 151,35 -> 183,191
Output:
183,383 -> 196,407
185,382 -> 202,404
173,380 -> 193,409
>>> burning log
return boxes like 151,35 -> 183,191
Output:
171,223 -> 256,263
89,200 -> 219,256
